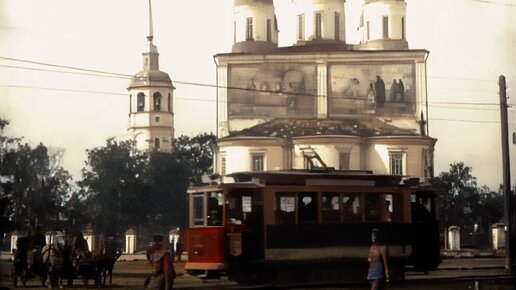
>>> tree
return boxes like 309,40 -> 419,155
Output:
146,151 -> 191,228
172,133 -> 216,185
432,162 -> 479,232
431,162 -> 504,235
78,133 -> 216,237
476,185 -> 504,232
79,138 -> 149,237
0,136 -> 72,231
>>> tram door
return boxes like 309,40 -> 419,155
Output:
298,192 -> 317,224
227,189 -> 264,260
410,191 -> 441,271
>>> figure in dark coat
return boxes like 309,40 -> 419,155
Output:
398,79 -> 405,101
374,76 -> 386,107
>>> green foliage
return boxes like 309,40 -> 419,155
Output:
78,138 -> 149,237
146,151 -> 191,227
172,133 -> 216,185
78,133 -> 216,237
432,162 -> 504,234
0,136 -> 72,232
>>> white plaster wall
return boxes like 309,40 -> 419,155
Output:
366,142 -> 427,178
364,1 -> 406,41
129,89 -> 173,113
295,0 -> 346,41
220,144 -> 284,173
132,130 -> 150,150
292,142 -> 360,170
149,113 -> 174,127
234,3 -> 277,43
219,136 -> 431,180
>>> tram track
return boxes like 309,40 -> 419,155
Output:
0,257 -> 511,289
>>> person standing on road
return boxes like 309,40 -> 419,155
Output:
367,228 -> 390,290
145,235 -> 176,290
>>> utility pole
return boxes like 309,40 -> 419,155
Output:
499,75 -> 515,274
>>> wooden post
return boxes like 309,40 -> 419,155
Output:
499,75 -> 514,273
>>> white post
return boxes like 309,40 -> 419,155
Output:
83,233 -> 94,253
10,234 -> 18,253
125,231 -> 136,254
492,223 -> 506,250
448,226 -> 461,251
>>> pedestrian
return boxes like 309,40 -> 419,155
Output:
367,228 -> 389,290
145,235 -> 176,290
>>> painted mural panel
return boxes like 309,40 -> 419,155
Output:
329,63 -> 415,116
228,64 -> 317,119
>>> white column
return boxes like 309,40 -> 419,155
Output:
217,65 -> 229,137
316,63 -> 328,118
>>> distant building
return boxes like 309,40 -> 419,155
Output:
127,1 -> 175,151
213,0 -> 436,182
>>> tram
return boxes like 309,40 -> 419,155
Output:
185,169 -> 441,283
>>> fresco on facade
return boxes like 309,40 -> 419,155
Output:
329,63 -> 416,116
227,64 -> 317,119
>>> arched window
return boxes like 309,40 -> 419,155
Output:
154,138 -> 160,149
154,92 -> 162,111
137,93 -> 145,112
246,17 -> 253,40
315,12 -> 322,39
168,93 -> 172,112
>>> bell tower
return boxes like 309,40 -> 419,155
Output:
127,0 -> 175,151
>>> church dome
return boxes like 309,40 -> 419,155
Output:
129,70 -> 173,88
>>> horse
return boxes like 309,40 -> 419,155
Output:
97,246 -> 122,286
11,236 -> 49,287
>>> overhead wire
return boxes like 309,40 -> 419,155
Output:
468,0 -> 516,6
0,85 -> 213,102
1,56 -> 514,109
429,118 -> 502,124
0,56 -> 130,78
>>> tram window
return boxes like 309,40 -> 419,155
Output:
207,192 -> 223,226
321,193 -> 340,223
342,194 -> 361,223
389,194 -> 404,222
298,192 -> 317,224
192,195 -> 204,226
242,196 -> 252,213
228,195 -> 252,225
411,193 -> 434,215
365,194 -> 383,222
275,193 -> 296,224
365,193 -> 402,223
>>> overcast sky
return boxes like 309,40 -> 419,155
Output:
0,0 -> 515,189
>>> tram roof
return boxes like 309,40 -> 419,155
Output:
227,169 -> 414,187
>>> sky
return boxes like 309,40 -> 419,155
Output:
0,0 -> 515,189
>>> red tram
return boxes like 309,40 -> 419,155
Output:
185,170 -> 441,283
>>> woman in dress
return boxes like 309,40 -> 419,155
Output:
367,228 -> 390,290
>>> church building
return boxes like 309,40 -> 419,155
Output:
127,0 -> 175,151
214,0 -> 436,182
